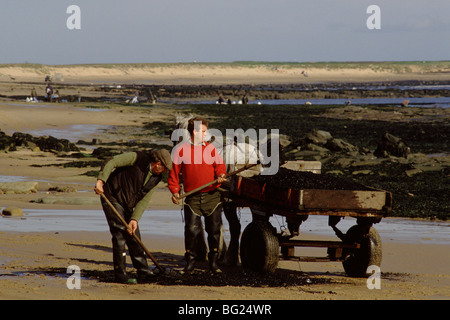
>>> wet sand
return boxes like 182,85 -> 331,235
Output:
0,226 -> 448,300
0,67 -> 449,301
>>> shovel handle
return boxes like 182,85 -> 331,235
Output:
177,162 -> 258,200
100,193 -> 165,272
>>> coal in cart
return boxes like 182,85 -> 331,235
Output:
222,161 -> 392,277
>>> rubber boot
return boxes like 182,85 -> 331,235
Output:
112,250 -> 136,284
126,230 -> 155,283
208,251 -> 222,274
183,251 -> 196,274
137,268 -> 156,283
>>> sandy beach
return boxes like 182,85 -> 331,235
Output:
0,64 -> 449,301
1,61 -> 450,87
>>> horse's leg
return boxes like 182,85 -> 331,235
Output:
223,202 -> 241,266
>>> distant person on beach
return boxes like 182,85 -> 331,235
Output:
52,89 -> 60,103
30,88 -> 38,102
94,149 -> 172,284
131,90 -> 139,103
45,84 -> 53,102
168,116 -> 227,274
242,94 -> 248,104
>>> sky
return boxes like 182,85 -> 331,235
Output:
0,0 -> 449,65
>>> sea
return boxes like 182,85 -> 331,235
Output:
161,82 -> 450,108
174,96 -> 450,108
0,208 -> 448,245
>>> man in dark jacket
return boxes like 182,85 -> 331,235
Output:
94,149 -> 172,284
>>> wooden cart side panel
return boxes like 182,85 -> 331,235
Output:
264,185 -> 291,207
232,176 -> 391,214
234,177 -> 265,200
302,190 -> 387,211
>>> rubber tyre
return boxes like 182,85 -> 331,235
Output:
342,225 -> 382,277
240,221 -> 279,273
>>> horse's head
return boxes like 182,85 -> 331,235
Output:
171,113 -> 195,146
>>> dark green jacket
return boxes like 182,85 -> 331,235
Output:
98,151 -> 161,221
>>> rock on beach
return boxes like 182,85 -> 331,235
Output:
0,131 -> 80,153
0,181 -> 38,194
2,207 -> 24,216
32,196 -> 99,206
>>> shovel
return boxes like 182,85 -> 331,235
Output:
100,193 -> 167,274
177,162 -> 259,200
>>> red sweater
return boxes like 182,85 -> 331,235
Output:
168,142 -> 227,194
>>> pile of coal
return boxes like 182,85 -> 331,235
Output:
252,167 -> 372,191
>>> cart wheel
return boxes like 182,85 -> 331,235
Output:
240,220 -> 279,273
342,225 -> 382,277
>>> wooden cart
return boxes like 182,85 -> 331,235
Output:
221,161 -> 392,277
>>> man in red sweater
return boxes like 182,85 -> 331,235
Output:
169,116 -> 227,274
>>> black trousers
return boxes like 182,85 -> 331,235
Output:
184,191 -> 222,257
101,198 -> 149,275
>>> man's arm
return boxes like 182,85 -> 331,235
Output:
168,156 -> 182,204
213,147 -> 227,180
130,186 -> 157,222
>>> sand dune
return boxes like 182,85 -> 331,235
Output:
1,61 -> 449,85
